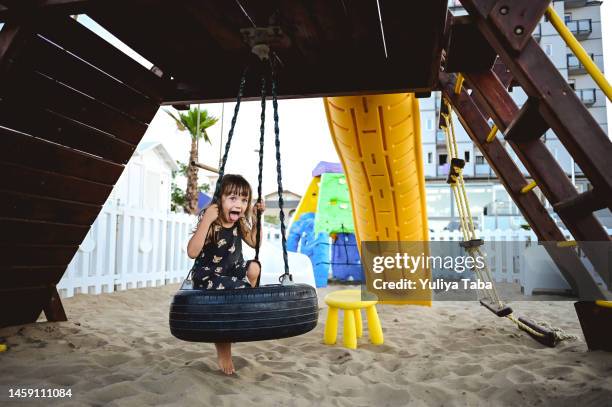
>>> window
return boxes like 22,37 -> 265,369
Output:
568,79 -> 576,90
427,152 -> 433,164
544,44 -> 552,56
439,154 -> 448,165
564,13 -> 572,24
476,155 -> 485,165
464,151 -> 470,163
426,118 -> 434,131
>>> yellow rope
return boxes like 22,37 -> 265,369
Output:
441,101 -> 573,346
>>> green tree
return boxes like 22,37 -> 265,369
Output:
166,107 -> 218,214
170,161 -> 210,212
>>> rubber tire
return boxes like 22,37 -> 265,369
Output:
169,283 -> 318,343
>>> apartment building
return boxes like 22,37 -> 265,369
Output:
422,0 -> 607,230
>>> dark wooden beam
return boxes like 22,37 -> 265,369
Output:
42,286 -> 67,322
0,0 -> 96,22
487,0 -> 550,52
440,71 -> 608,300
465,70 -> 611,287
503,98 -> 549,142
445,15 -> 497,73
462,0 -> 612,203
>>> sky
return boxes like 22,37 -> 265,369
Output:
79,2 -> 612,197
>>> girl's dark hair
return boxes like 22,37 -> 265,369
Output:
195,174 -> 253,244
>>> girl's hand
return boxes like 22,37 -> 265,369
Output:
252,200 -> 265,217
203,204 -> 219,223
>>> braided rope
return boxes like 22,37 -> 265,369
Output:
271,62 -> 291,281
213,67 -> 248,201
255,74 -> 266,261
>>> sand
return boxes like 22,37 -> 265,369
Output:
1,284 -> 611,407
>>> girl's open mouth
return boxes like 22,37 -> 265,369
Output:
228,210 -> 241,222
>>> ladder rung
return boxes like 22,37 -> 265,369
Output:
553,189 -> 607,218
504,98 -> 549,142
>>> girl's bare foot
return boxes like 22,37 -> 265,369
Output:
215,343 -> 235,375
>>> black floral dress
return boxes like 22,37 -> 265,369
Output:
191,223 -> 252,290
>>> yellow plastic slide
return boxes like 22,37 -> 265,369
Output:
324,94 -> 431,305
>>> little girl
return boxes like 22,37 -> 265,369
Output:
187,174 -> 264,375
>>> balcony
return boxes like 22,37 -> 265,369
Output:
567,54 -> 593,75
564,0 -> 587,9
566,19 -> 592,40
575,88 -> 596,107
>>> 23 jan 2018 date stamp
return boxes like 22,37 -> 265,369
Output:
8,388 -> 72,398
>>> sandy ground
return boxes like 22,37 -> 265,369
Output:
1,283 -> 611,407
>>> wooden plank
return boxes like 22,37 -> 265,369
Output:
18,34 -> 159,123
379,0 -> 447,88
503,98 -> 549,142
42,286 -> 67,322
0,126 -> 123,185
0,190 -> 101,225
0,245 -> 78,267
0,101 -> 135,165
554,189 -> 609,218
440,71 -> 607,300
0,219 -> 89,245
1,266 -> 66,288
87,0 -> 219,83
0,162 -> 112,205
0,287 -> 49,327
445,15 -> 497,73
2,69 -> 148,144
37,15 -> 165,100
488,0 -> 549,52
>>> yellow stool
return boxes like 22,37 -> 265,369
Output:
324,289 -> 384,349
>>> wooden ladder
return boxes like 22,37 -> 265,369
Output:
440,0 -> 612,300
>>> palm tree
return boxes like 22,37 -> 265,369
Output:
166,107 -> 218,214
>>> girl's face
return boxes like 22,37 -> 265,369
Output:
220,192 -> 250,225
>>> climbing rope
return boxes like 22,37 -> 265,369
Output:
441,95 -> 574,346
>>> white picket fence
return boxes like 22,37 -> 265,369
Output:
429,229 -> 538,284
59,205 -> 603,297
58,202 -> 196,298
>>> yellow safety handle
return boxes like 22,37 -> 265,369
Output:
545,5 -> 612,103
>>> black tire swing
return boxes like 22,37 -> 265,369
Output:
169,59 -> 319,343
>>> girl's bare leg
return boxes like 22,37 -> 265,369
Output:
246,262 -> 261,288
215,342 -> 235,375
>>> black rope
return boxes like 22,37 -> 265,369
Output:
213,66 -> 248,201
255,74 -> 266,262
271,62 -> 291,281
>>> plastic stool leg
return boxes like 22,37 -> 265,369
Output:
343,309 -> 357,349
324,307 -> 339,345
355,308 -> 363,338
366,306 -> 384,345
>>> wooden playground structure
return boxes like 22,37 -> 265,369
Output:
0,0 -> 610,349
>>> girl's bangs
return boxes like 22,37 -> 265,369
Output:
224,181 -> 250,197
